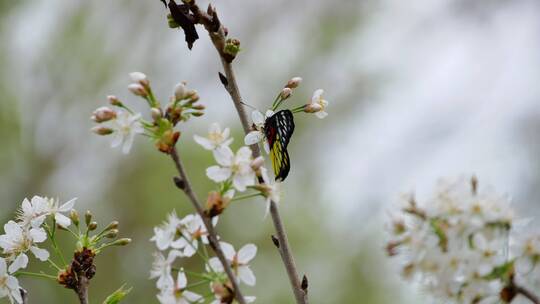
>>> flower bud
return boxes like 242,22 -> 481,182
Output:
128,83 -> 148,97
85,210 -> 92,226
151,107 -> 162,121
88,221 -> 98,231
280,88 -> 292,100
107,95 -> 123,107
91,126 -> 113,136
104,229 -> 119,239
91,107 -> 117,123
303,103 -> 323,113
250,156 -> 265,171
129,72 -> 149,87
104,221 -> 119,231
187,91 -> 199,103
192,104 -> 205,110
191,111 -> 204,117
70,210 -> 80,227
286,77 -> 302,89
111,238 -> 131,246
174,82 -> 187,101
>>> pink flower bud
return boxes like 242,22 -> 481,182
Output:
251,156 -> 265,171
304,103 -> 322,113
174,82 -> 187,100
280,87 -> 292,99
91,126 -> 113,135
151,107 -> 162,121
128,83 -> 148,97
286,77 -> 302,89
107,95 -> 123,106
91,107 -> 117,123
129,72 -> 149,86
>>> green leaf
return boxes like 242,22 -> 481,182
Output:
483,261 -> 514,281
103,285 -> 132,304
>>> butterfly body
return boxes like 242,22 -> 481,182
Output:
264,110 -> 295,181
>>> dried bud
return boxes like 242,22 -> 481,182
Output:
286,77 -> 302,89
129,72 -> 149,87
91,126 -> 113,136
303,103 -> 323,113
250,156 -> 265,171
107,95 -> 123,106
104,229 -> 119,239
127,83 -> 148,97
280,87 -> 292,100
85,210 -> 92,226
70,210 -> 79,227
88,222 -> 97,231
174,82 -> 187,101
151,107 -> 162,121
205,191 -> 232,217
91,107 -> 117,123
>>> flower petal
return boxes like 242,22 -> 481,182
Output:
58,198 -> 77,212
237,244 -> 257,264
238,266 -> 256,286
244,131 -> 263,145
213,146 -> 234,166
251,111 -> 264,125
206,166 -> 232,182
30,246 -> 50,261
194,135 -> 215,150
315,111 -> 328,119
55,213 -> 72,228
29,228 -> 47,243
207,257 -> 224,272
8,254 -> 28,273
220,242 -> 235,261
176,270 -> 187,289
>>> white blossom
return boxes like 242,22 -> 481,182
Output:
386,177 -> 517,303
259,167 -> 281,217
16,196 -> 49,228
305,89 -> 328,119
151,212 -> 182,251
174,214 -> 217,257
206,146 -> 256,192
0,258 -> 22,304
46,197 -> 76,228
207,242 -> 257,286
107,110 -> 144,154
244,110 -> 272,153
150,250 -> 183,290
157,270 -> 202,304
193,123 -> 233,151
0,221 -> 49,273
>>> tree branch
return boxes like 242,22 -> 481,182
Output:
188,4 -> 308,303
19,288 -> 28,304
515,284 -> 540,304
76,276 -> 89,304
169,146 -> 247,304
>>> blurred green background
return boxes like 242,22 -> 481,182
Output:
1,0 -> 540,303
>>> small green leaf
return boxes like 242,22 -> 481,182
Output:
103,285 -> 132,304
483,261 -> 514,281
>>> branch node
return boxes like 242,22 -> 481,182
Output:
218,72 -> 229,87
271,235 -> 280,248
301,275 -> 308,292
173,176 -> 186,190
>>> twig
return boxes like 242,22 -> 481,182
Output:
188,3 -> 308,303
169,147 -> 247,304
76,276 -> 89,304
515,284 -> 540,304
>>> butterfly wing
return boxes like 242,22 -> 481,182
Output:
265,110 -> 295,181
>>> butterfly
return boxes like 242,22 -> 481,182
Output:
264,110 -> 295,181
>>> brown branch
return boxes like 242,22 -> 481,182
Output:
76,276 -> 89,304
187,3 -> 308,303
169,147 -> 247,304
515,284 -> 540,304
19,288 -> 28,304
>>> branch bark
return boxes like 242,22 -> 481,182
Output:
515,284 -> 540,304
170,147 -> 247,304
19,288 -> 28,304
187,4 -> 308,303
76,276 -> 89,304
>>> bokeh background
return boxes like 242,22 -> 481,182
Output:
1,0 -> 540,303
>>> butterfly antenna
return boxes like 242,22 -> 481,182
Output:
240,101 -> 257,110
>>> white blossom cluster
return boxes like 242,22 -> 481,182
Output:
387,177 -> 540,304
150,212 -> 257,304
0,196 -> 76,304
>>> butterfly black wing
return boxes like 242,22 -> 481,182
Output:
264,110 -> 295,181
